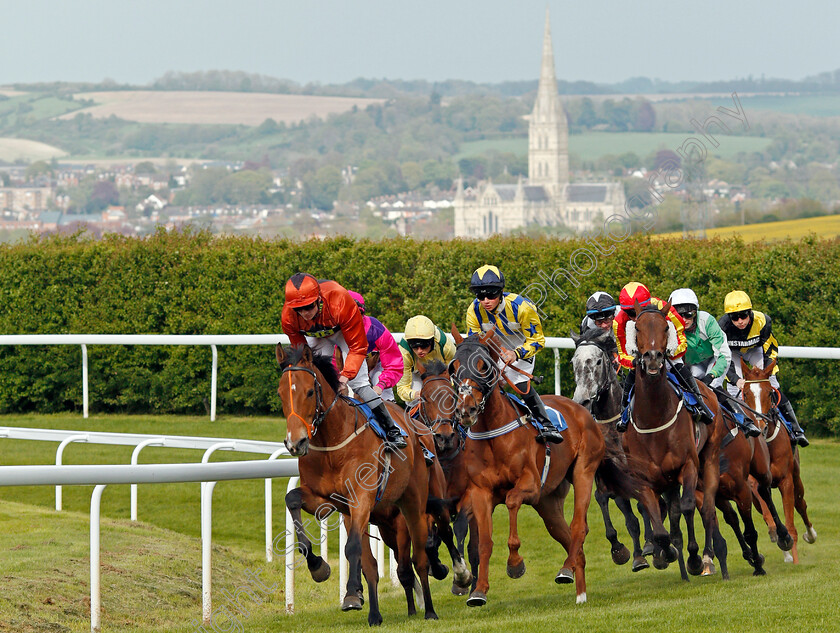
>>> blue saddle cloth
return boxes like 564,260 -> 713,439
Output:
505,392 -> 568,432
343,396 -> 408,440
624,372 -> 705,419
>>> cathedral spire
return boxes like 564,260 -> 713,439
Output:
539,7 -> 558,101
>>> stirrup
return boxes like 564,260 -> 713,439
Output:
740,421 -> 761,437
384,428 -> 407,449
537,426 -> 564,444
616,407 -> 630,432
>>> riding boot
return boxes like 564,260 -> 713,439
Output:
520,384 -> 563,444
616,368 -> 635,433
719,396 -> 761,437
675,363 -> 715,425
778,397 -> 809,447
372,403 -> 408,450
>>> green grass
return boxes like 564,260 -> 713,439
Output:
734,94 -> 840,118
455,132 -> 772,162
0,413 -> 837,632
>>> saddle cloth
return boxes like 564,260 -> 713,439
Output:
504,392 -> 568,432
341,396 -> 409,439
627,372 -> 703,416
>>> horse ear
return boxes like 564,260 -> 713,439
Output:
660,300 -> 672,317
301,345 -> 314,364
451,323 -> 464,344
334,347 -> 345,373
570,330 -> 581,346
415,359 -> 427,376
740,357 -> 752,377
276,343 -> 287,366
764,359 -> 777,377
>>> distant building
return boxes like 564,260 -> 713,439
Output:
454,10 -> 625,237
0,187 -> 53,213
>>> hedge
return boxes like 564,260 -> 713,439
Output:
1,229 -> 838,436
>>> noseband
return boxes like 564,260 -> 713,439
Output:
418,375 -> 458,432
281,365 -> 340,437
452,343 -> 498,419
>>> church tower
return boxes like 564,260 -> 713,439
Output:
528,8 -> 569,199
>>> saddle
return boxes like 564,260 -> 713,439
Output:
625,372 -> 707,421
504,392 -> 568,433
341,395 -> 410,440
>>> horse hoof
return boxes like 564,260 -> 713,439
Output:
611,545 -> 631,565
454,568 -> 473,589
768,527 -> 778,543
652,554 -> 669,570
642,541 -> 655,557
507,560 -> 526,579
555,568 -> 574,584
753,567 -> 767,576
368,612 -> 383,626
664,545 -> 679,564
778,533 -> 794,552
425,611 -> 439,620
310,558 -> 331,583
687,554 -> 703,576
783,551 -> 794,563
701,555 -> 716,577
803,527 -> 817,544
631,557 -> 650,572
466,591 -> 487,607
576,592 -> 587,604
451,582 -> 469,596
341,595 -> 363,611
431,563 -> 449,581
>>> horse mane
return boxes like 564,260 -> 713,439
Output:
421,360 -> 448,379
454,335 -> 495,391
283,346 -> 343,393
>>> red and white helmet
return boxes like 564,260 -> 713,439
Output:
285,273 -> 320,308
619,282 -> 651,311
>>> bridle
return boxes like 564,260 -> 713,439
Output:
418,375 -> 458,432
280,365 -> 340,438
451,343 -> 499,422
573,340 -> 616,414
634,307 -> 669,376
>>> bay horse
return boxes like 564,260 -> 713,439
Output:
622,302 -> 726,580
571,327 -> 651,573
276,344 -> 438,625
741,359 -> 816,563
412,359 -> 477,596
449,328 -> 633,605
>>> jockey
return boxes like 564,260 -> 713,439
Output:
719,291 -> 808,447
396,314 -> 456,403
669,288 -> 760,437
346,290 -> 404,402
579,291 -> 619,371
466,265 -> 563,444
615,281 -> 715,432
281,273 -> 407,449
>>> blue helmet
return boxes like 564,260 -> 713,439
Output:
470,265 -> 505,291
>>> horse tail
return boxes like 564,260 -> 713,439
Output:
596,442 -> 648,501
426,495 -> 459,519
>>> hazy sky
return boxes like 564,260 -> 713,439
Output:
1,0 -> 834,87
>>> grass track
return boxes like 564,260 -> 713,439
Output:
0,414 -> 836,632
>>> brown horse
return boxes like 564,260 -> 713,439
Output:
449,328 -> 628,606
622,302 -> 726,580
412,359 -> 477,596
741,359 -> 816,563
276,344 -> 438,625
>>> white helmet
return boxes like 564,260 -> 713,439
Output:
669,288 -> 699,309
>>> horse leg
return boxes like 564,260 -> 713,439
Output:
678,462 -> 705,577
712,520 -> 730,580
341,508 -> 374,612
284,487 -> 332,582
465,486 -> 494,607
360,535 -> 383,626
638,501 -> 655,557
749,475 -> 778,542
779,475 -> 799,563
504,478 -> 540,579
558,457 -> 599,603
534,491 -> 587,603
698,451 -> 722,576
614,495 -> 648,571
431,506 -> 471,588
400,489 -> 438,620
792,456 -> 817,546
638,487 -> 673,564
716,496 -> 752,566
424,517 -> 449,581
734,482 -> 765,576
753,478 -> 794,551
596,488 -> 630,565
665,488 -> 688,581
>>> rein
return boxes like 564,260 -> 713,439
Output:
281,364 -> 353,447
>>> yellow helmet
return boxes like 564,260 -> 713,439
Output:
404,315 -> 436,341
724,290 -> 752,314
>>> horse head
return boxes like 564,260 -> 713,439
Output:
628,300 -> 677,377
571,328 -> 615,412
450,334 -> 499,428
276,343 -> 341,456
741,358 -> 778,424
415,359 -> 460,454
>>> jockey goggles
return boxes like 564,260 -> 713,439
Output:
408,338 -> 434,350
676,307 -> 697,320
591,310 -> 614,323
474,288 -> 502,300
730,309 -> 751,322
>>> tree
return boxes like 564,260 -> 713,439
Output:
88,180 -> 120,212
134,161 -> 157,175
635,100 -> 656,132
304,165 -> 342,210
25,160 -> 53,181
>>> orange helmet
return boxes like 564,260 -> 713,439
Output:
285,273 -> 320,308
619,282 -> 651,310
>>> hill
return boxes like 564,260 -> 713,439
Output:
656,214 -> 840,242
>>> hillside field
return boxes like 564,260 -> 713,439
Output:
58,90 -> 388,126
455,132 -> 772,162
0,137 -> 67,162
656,213 -> 840,242
0,413 -> 836,633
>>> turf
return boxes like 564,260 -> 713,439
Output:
0,413 -> 836,632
